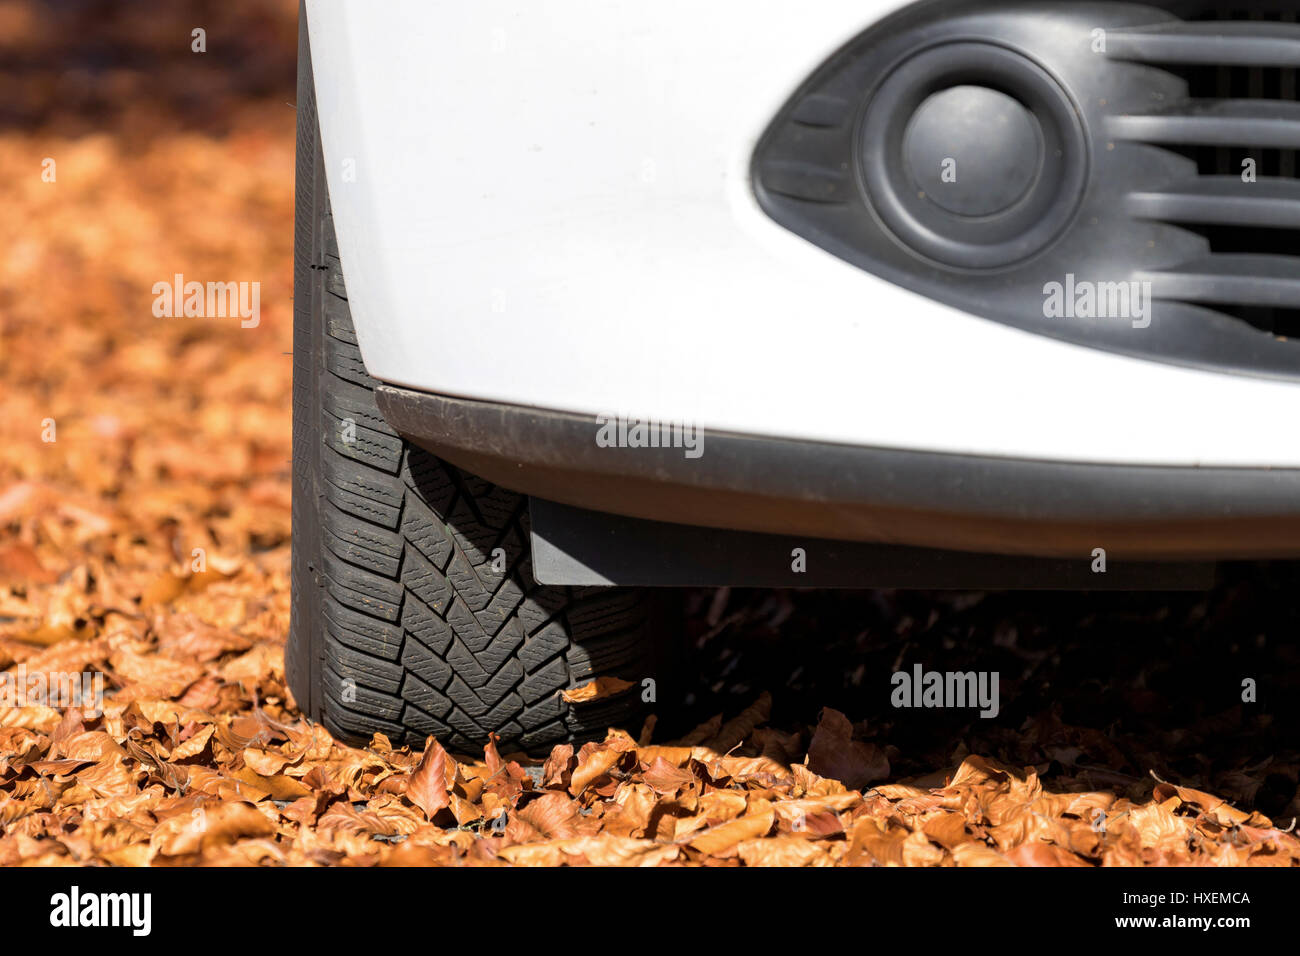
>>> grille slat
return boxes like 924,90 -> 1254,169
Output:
1126,176 -> 1300,228
1109,99 -> 1300,149
1139,254 -> 1300,309
1107,21 -> 1300,68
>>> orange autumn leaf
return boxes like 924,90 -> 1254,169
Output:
561,676 -> 637,704
689,800 -> 776,856
406,736 -> 454,821
806,707 -> 890,791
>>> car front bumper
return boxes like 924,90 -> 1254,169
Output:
378,385 -> 1300,560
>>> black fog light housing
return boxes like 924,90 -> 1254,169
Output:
753,1 -> 1300,379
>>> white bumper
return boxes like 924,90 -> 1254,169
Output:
306,0 -> 1300,468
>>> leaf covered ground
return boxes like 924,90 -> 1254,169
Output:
1,0 -> 1298,866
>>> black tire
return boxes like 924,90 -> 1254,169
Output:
287,13 -> 667,752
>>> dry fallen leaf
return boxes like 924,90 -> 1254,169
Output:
406,736 -> 453,821
806,707 -> 890,790
561,676 -> 636,704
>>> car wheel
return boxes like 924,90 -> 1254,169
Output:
286,15 -> 669,751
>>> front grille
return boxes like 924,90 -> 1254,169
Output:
1108,6 -> 1300,339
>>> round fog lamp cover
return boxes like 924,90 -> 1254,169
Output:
904,85 -> 1043,218
858,42 -> 1088,270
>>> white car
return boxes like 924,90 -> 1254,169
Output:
287,0 -> 1300,750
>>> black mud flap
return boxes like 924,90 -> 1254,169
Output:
528,498 -> 1217,590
